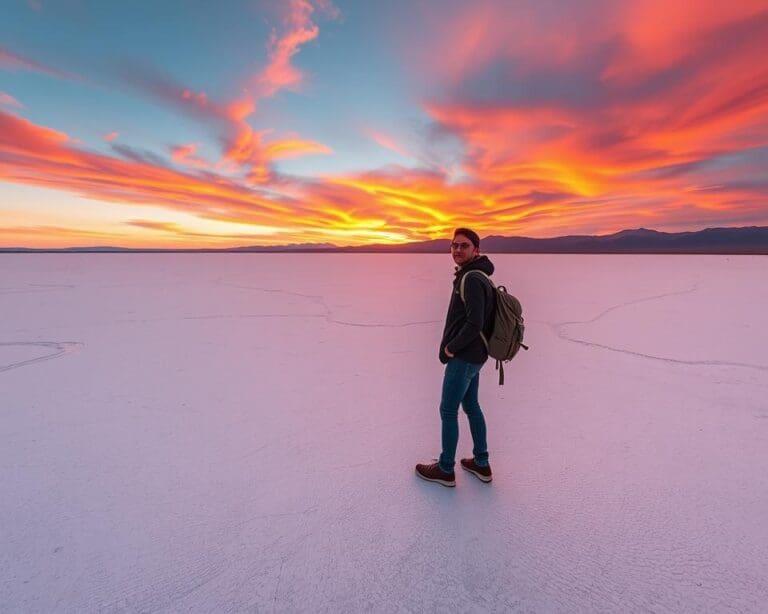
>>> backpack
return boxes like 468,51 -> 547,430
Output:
459,270 -> 529,385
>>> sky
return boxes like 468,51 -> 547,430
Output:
1,0 -> 767,248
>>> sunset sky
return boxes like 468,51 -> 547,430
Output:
2,0 -> 767,248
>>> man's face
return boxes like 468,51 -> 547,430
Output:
450,233 -> 479,266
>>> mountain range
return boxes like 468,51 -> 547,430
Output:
2,226 -> 767,254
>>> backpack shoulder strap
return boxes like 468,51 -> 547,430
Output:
459,269 -> 494,303
459,270 -> 494,352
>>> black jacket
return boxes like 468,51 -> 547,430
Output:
439,255 -> 496,364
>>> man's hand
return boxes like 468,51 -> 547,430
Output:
444,347 -> 455,358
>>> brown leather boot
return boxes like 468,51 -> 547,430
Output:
460,458 -> 492,482
415,462 -> 456,487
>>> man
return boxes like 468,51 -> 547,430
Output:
415,228 -> 495,487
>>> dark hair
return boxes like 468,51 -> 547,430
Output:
453,227 -> 480,248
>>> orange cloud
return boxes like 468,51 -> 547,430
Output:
0,109 -> 290,223
171,143 -> 209,168
263,136 -> 332,160
124,219 -> 291,243
405,2 -> 768,236
219,0 -> 338,174
5,99 -> 766,249
127,220 -> 185,233
0,109 -> 417,246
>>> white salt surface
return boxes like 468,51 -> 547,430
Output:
1,253 -> 767,612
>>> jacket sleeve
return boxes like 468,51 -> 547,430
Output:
445,274 -> 487,354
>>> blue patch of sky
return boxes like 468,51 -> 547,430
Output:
1,2 -> 273,91
2,1 -> 451,179
1,3 -> 275,159
0,68 -> 223,169
265,0 -> 432,177
701,146 -> 768,175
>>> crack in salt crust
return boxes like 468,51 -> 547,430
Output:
0,341 -> 83,374
552,285 -> 767,372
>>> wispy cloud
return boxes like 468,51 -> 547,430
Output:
263,135 -> 332,160
125,218 -> 286,241
0,224 -> 125,244
253,0 -> 323,98
127,220 -> 186,233
0,46 -> 78,79
365,128 -> 412,158
117,62 -> 232,124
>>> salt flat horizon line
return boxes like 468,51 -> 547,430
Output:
2,225 -> 767,254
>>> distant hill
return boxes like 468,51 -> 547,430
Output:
2,226 -> 767,254
281,226 -> 768,254
474,226 -> 768,254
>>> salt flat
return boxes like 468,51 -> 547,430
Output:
1,253 -> 767,613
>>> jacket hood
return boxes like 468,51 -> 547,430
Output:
455,254 -> 495,278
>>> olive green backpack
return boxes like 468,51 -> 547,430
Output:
459,270 -> 528,385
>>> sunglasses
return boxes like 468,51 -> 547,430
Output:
450,241 -> 473,251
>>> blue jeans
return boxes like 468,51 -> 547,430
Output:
438,358 -> 489,473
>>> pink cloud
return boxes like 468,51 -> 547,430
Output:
0,108 -> 70,152
365,128 -> 412,158
219,0 -> 338,172
0,92 -> 22,108
255,0 -> 320,97
171,143 -> 209,168
103,131 -> 119,142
